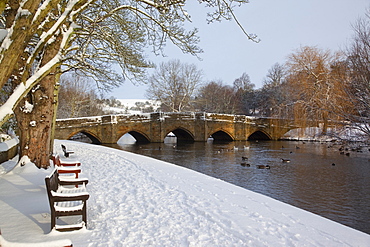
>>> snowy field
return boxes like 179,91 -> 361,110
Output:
0,140 -> 370,246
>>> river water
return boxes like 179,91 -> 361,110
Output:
103,135 -> 370,235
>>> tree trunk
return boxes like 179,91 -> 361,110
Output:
322,111 -> 328,135
14,75 -> 57,168
14,34 -> 62,168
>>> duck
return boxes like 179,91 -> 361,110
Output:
233,146 -> 239,151
243,145 -> 250,150
242,156 -> 248,160
241,162 -> 250,167
257,165 -> 270,169
281,158 -> 291,163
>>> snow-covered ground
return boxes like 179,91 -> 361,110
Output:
0,140 -> 370,246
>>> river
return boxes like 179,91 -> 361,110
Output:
103,135 -> 370,235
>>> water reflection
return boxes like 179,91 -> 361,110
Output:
103,134 -> 370,234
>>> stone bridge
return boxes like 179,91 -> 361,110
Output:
54,112 -> 304,144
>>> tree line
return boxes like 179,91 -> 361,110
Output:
56,7 -> 370,139
146,9 -> 370,138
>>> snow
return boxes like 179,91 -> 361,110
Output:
283,125 -> 368,142
0,139 -> 369,246
0,236 -> 72,247
0,137 -> 19,174
18,8 -> 32,17
0,134 -> 13,144
29,120 -> 37,127
0,27 -> 13,56
114,99 -> 161,114
21,100 -> 34,113
0,138 -> 18,152
32,0 -> 51,23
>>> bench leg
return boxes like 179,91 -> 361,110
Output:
83,202 -> 87,228
51,210 -> 56,230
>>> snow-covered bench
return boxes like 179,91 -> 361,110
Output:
61,144 -> 74,157
45,168 -> 89,231
51,154 -> 81,179
52,154 -> 81,167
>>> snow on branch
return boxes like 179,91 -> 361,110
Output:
0,21 -> 76,126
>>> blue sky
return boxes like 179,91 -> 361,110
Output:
109,0 -> 369,99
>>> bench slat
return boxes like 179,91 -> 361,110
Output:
55,222 -> 84,232
55,202 -> 84,212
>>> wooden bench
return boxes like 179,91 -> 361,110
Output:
52,154 -> 81,167
51,154 -> 81,179
45,168 -> 89,231
61,144 -> 74,158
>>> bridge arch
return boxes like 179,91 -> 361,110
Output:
121,130 -> 151,143
67,130 -> 102,144
248,130 -> 272,140
166,127 -> 194,143
209,130 -> 234,142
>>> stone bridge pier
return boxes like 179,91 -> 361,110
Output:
55,112 -> 302,144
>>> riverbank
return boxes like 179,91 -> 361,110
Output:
283,126 -> 369,143
0,140 -> 369,246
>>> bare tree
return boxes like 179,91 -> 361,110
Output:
233,73 -> 254,92
57,74 -> 104,119
146,60 -> 202,112
285,46 -> 346,134
233,72 -> 255,114
343,7 -> 370,137
263,63 -> 286,87
195,80 -> 238,114
258,63 -> 288,117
